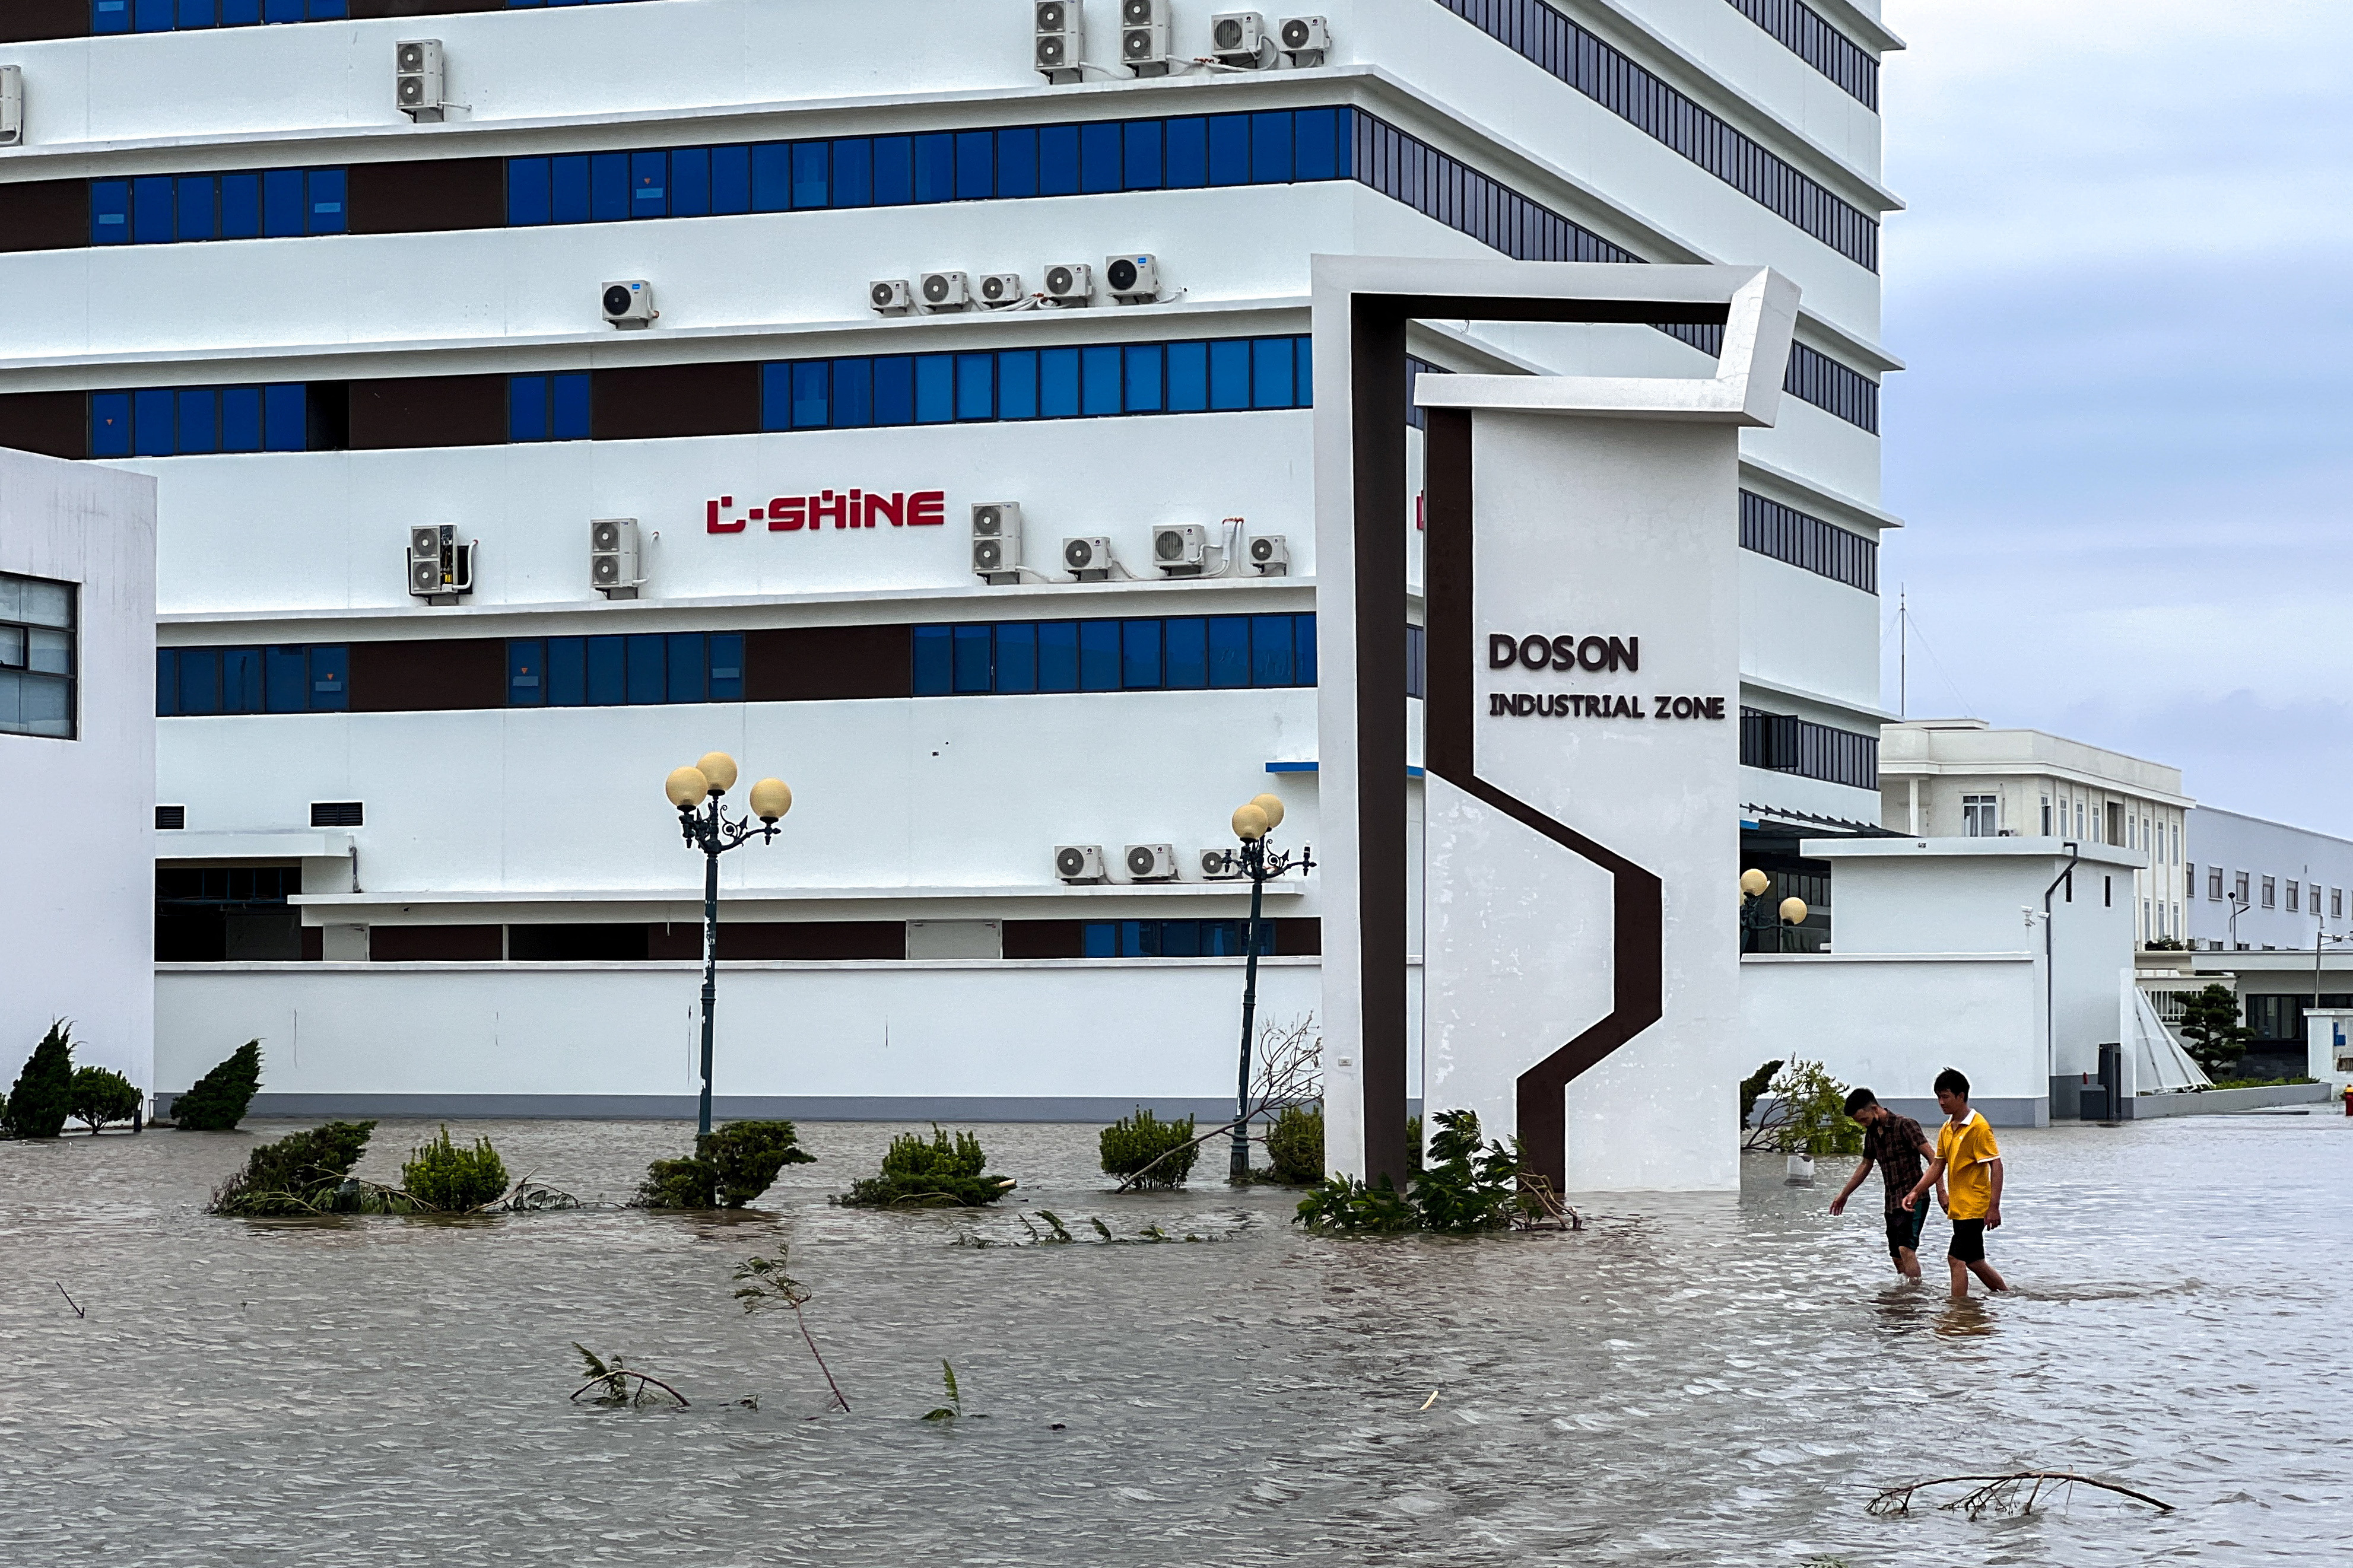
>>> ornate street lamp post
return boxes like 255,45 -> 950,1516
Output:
663,750 -> 792,1137
1739,867 -> 1808,954
1225,792 -> 1314,1180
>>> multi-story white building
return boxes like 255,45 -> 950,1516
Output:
0,0 -> 1904,1116
2185,806 -> 2353,956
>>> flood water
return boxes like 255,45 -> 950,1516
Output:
1,1111 -> 2347,1565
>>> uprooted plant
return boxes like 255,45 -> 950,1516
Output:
952,1211 -> 1239,1246
839,1125 -> 1015,1208
1742,1059 -> 1864,1157
732,1246 -> 851,1413
1295,1109 -> 1580,1235
570,1344 -> 688,1410
637,1119 -> 817,1210
209,1121 -> 382,1216
1869,1471 -> 2173,1519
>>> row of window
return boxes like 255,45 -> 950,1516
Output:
1739,707 -> 1878,791
2033,796 -> 2177,861
1434,0 -> 1879,270
2199,865 -> 2344,919
1725,0 -> 1880,108
92,168 -> 346,246
78,0 -> 632,34
0,571 -> 77,740
911,615 -> 1318,698
155,644 -> 348,715
1084,921 -> 1276,959
1738,491 -> 1876,593
92,383 -> 312,457
506,633 -> 744,708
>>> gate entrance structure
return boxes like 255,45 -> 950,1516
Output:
1310,257 -> 1801,1192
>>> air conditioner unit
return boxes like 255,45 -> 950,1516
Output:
1246,533 -> 1290,576
977,272 -> 1026,307
1104,253 -> 1160,303
972,501 -> 1024,583
1062,536 -> 1117,581
601,279 -> 657,329
1199,847 -> 1247,880
395,39 -> 444,123
1054,844 -> 1107,884
407,523 -> 474,604
0,66 -> 23,148
869,278 -> 914,316
919,271 -> 971,312
1125,844 -> 1180,882
1152,523 -> 1218,578
1209,11 -> 1274,67
1041,262 -> 1093,306
1120,0 -> 1170,75
1277,15 -> 1330,65
1035,0 -> 1085,82
590,517 -> 643,600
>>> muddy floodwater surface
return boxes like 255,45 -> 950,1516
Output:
1,1112 -> 2348,1564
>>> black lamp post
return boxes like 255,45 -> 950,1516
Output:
1739,867 -> 1809,954
665,751 -> 792,1137
1225,792 -> 1313,1181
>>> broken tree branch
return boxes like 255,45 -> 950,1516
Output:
1869,1471 -> 2173,1519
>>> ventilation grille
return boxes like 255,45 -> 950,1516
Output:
155,805 -> 186,830
311,801 -> 364,828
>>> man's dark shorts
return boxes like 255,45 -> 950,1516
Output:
1948,1218 -> 1987,1263
1883,1204 -> 1928,1260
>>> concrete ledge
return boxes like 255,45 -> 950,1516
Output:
1749,1096 -> 2046,1130
209,1094 -> 1400,1124
2125,1083 -> 2334,1119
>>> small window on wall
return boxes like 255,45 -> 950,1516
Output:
0,571 -> 77,740
2233,872 -> 2249,906
1961,795 -> 1996,838
2207,866 -> 2221,900
2262,876 -> 2276,909
2334,889 -> 2344,919
2288,882 -> 2301,914
2039,796 -> 2052,836
2106,802 -> 2123,845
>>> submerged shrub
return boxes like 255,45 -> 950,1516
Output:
210,1121 -> 378,1216
174,1041 -> 263,1131
401,1126 -> 511,1212
1265,1104 -> 1323,1184
1295,1109 -> 1523,1236
1098,1108 -> 1198,1188
5,1022 -> 77,1140
69,1067 -> 142,1133
841,1125 -> 1014,1208
636,1120 -> 816,1210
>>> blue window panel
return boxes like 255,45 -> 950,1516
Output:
1207,616 -> 1250,688
1333,108 -> 1355,177
175,176 -> 217,241
912,625 -> 951,695
668,148 -> 710,217
630,151 -> 668,217
1079,120 -> 1121,195
262,0 -> 300,18
263,645 -> 307,713
955,131 -> 994,201
1252,337 -> 1297,408
222,0 -> 259,18
309,0 -> 344,17
134,0 -> 171,30
1209,339 -> 1252,409
955,354 -> 993,422
179,0 -> 217,31
1294,612 -> 1317,685
551,155 -> 591,224
914,355 -> 954,425
176,389 -> 218,455
1078,621 -> 1121,692
997,128 -> 1038,199
1165,117 -> 1208,188
1121,921 -> 1156,958
509,376 -> 549,442
1164,617 -> 1207,688
91,394 -> 132,458
1123,119 -> 1163,191
133,389 -> 177,457
792,361 -> 830,429
1208,115 -> 1250,186
95,0 -> 132,35
913,133 -> 955,203
624,634 -> 666,705
995,623 -> 1037,693
998,351 -> 1039,421
221,647 -> 263,713
758,363 -> 790,433
262,168 -> 306,237
306,168 -> 345,234
132,176 -> 174,244
750,144 -> 791,211
792,141 -> 829,209
1121,619 -> 1162,689
547,636 -> 586,707
1039,348 -> 1081,418
589,154 -> 628,222
309,645 -> 348,710
665,633 -> 706,704
1250,112 -> 1294,183
951,624 -> 992,694
1082,922 -> 1116,959
1160,921 -> 1201,958
507,639 -> 546,707
1039,125 -> 1079,197
833,358 -> 874,428
1295,336 -> 1313,406
1124,345 -> 1164,413
551,373 -> 591,440
263,383 -> 306,452
831,139 -> 872,208
584,635 -> 625,706
1295,107 -> 1339,182
1251,614 -> 1296,685
176,648 -> 220,715
219,173 -> 261,238
91,181 -> 131,244
221,386 -> 262,451
710,145 -> 751,214
154,650 -> 176,715
1167,341 -> 1208,412
871,136 -> 913,206
707,634 -> 744,701
1081,346 -> 1122,416
1037,622 -> 1079,692
873,357 -> 915,425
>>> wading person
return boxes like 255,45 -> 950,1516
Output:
1827,1087 -> 1934,1281
1902,1067 -> 2009,1298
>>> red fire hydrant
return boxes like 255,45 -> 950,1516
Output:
2342,1084 -> 2352,1118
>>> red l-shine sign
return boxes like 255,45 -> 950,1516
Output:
707,489 -> 947,533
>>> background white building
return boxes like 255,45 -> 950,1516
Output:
0,0 -> 1904,1116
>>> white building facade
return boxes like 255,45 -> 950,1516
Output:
2185,806 -> 2353,956
0,0 -> 1903,1116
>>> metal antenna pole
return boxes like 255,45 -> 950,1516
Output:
1898,585 -> 1908,720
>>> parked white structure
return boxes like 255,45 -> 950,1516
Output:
2185,806 -> 2353,954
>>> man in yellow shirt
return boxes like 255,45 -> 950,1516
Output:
1901,1067 -> 2009,1298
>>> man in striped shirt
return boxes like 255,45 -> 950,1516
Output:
1828,1086 -> 1934,1281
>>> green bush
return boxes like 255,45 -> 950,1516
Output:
2177,984 -> 2253,1076
841,1125 -> 1014,1208
635,1119 -> 817,1210
1752,1060 -> 1864,1157
1265,1104 -> 1323,1184
1295,1109 -> 1523,1235
5,1022 -> 77,1140
173,1040 -> 263,1131
69,1067 -> 142,1133
401,1126 -> 511,1212
210,1121 -> 378,1216
1098,1108 -> 1199,1188
1738,1058 -> 1785,1130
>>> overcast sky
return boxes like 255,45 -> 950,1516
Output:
1876,1 -> 2353,834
